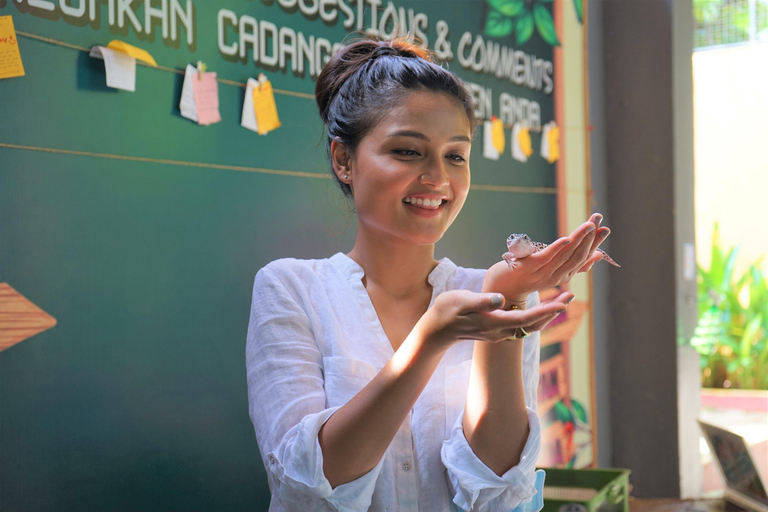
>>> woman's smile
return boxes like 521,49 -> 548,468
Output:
402,195 -> 448,217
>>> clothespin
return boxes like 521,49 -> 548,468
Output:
257,73 -> 267,86
196,60 -> 206,80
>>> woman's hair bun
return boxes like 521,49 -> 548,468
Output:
315,38 -> 433,124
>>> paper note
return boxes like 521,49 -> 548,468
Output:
89,45 -> 136,91
192,70 -> 222,126
540,122 -> 551,161
483,120 -> 499,160
519,126 -> 533,157
511,123 -> 528,163
546,123 -> 560,163
491,118 -> 505,154
106,40 -> 156,67
0,16 -> 25,79
180,64 -> 198,122
252,79 -> 281,134
540,122 -> 560,163
241,78 -> 260,133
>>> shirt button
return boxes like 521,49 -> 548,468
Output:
268,454 -> 276,464
402,461 -> 411,471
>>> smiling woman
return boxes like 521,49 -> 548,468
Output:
245,37 -> 609,512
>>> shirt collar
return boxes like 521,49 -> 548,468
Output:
330,252 -> 457,289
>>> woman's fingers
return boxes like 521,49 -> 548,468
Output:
526,237 -> 572,270
496,292 -> 572,339
586,227 -> 610,261
578,250 -> 605,273
534,221 -> 597,279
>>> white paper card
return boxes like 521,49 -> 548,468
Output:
179,64 -> 198,122
511,123 -> 528,163
89,45 -> 136,92
540,122 -> 551,161
241,77 -> 260,132
482,120 -> 499,160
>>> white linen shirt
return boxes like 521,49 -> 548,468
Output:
246,253 -> 544,512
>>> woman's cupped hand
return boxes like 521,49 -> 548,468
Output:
482,213 -> 611,305
414,288 -> 573,349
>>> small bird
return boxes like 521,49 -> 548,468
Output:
502,233 -> 620,269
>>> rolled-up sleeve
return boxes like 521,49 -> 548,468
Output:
441,407 -> 542,511
246,267 -> 383,511
440,292 -> 544,512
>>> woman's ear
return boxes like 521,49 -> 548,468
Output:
330,139 -> 352,185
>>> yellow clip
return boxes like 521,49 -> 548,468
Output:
107,40 -> 157,67
196,60 -> 206,80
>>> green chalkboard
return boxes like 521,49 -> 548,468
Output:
0,0 -> 557,509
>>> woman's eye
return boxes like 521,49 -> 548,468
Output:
394,149 -> 420,157
447,154 -> 466,163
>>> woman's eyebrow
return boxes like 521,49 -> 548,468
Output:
388,130 -> 471,143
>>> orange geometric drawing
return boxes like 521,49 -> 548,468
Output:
0,282 -> 57,351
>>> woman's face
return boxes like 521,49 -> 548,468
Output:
343,91 -> 472,247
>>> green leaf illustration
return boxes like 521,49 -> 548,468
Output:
488,0 -> 525,17
515,10 -> 535,45
484,7 -> 514,38
570,399 -> 589,425
553,401 -> 573,423
533,3 -> 561,46
573,0 -> 583,23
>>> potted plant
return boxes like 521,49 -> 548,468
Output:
692,224 -> 768,409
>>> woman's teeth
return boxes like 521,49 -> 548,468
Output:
404,197 -> 443,207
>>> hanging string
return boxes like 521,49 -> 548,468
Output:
15,30 -> 315,99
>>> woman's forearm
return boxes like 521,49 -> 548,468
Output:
318,331 -> 447,488
463,339 -> 530,476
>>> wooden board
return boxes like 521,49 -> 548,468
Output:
0,282 -> 56,351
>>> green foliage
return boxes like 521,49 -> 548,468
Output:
691,224 -> 768,389
485,8 -> 515,38
693,0 -> 768,48
488,0 -> 525,17
483,0 -> 563,46
516,10 -> 535,45
533,3 -> 561,46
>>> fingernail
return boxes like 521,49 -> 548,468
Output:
593,213 -> 603,226
599,228 -> 611,238
586,223 -> 597,233
563,239 -> 572,245
566,296 -> 576,304
491,294 -> 504,308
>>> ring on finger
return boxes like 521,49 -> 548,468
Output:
507,327 -> 530,340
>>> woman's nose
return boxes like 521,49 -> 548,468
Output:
419,158 -> 450,188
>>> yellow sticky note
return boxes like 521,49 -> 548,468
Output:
107,40 -> 157,67
253,80 -> 281,135
547,125 -> 560,163
518,127 -> 533,157
0,16 -> 25,79
491,118 -> 505,154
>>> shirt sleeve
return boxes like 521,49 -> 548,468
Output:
246,266 -> 384,512
440,292 -> 544,512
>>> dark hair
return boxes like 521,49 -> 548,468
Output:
315,38 -> 476,197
